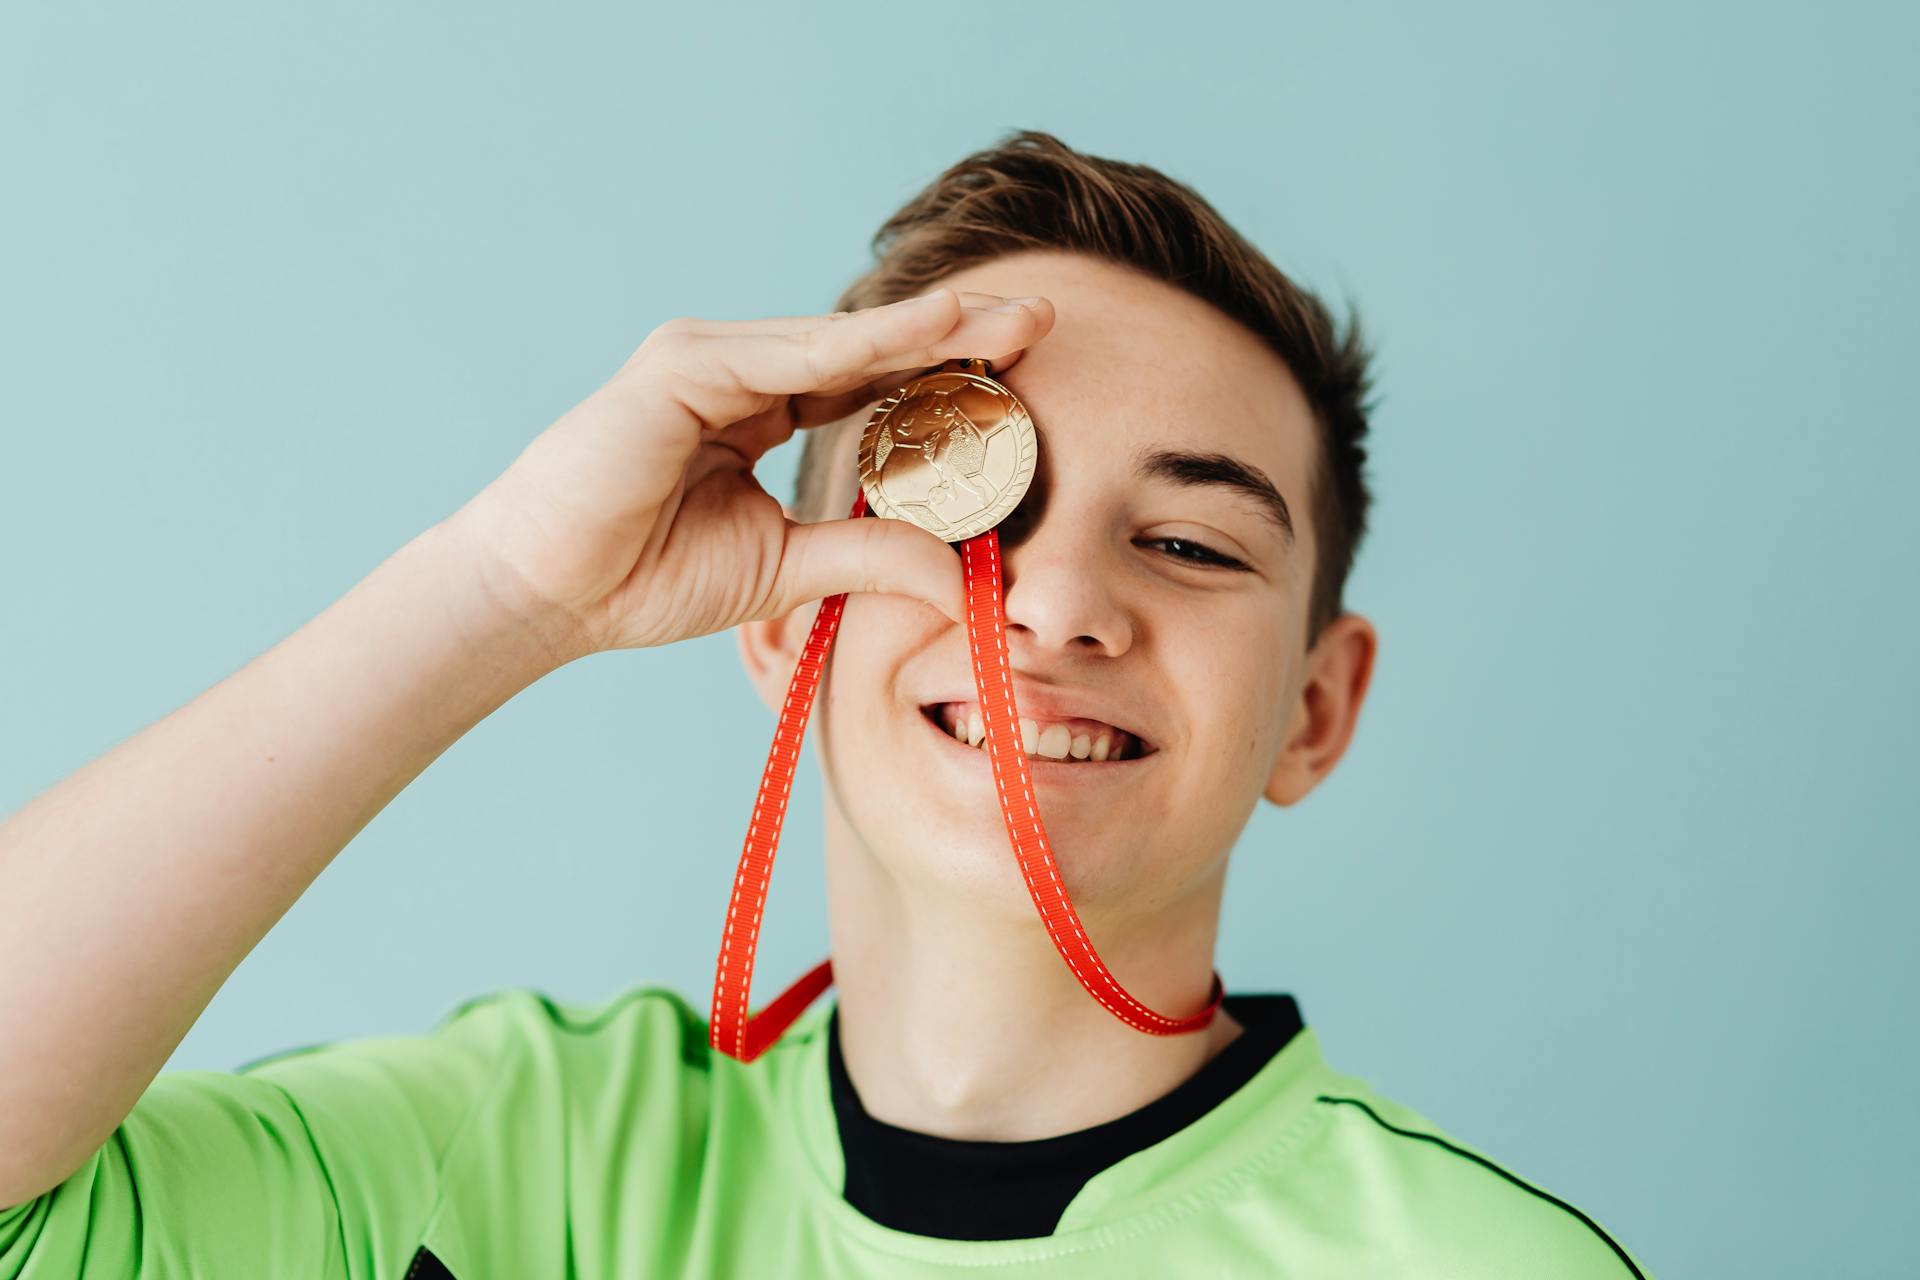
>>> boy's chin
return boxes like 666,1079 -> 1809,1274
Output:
866,822 -> 1135,917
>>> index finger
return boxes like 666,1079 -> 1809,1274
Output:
789,296 -> 1054,429
637,288 -> 1054,436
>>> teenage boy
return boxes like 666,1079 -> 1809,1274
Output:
0,131 -> 1651,1277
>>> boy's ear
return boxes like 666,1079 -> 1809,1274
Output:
736,599 -> 818,716
737,502 -> 817,715
1263,612 -> 1378,807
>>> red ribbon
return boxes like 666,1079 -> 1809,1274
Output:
709,491 -> 1224,1062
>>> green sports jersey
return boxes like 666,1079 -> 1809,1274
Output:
0,983 -> 1653,1277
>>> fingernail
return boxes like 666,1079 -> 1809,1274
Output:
991,296 -> 1041,313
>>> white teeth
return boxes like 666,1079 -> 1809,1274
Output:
936,704 -> 1137,764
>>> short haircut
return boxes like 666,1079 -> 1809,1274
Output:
794,129 -> 1376,645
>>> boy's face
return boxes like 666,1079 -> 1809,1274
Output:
743,249 -> 1373,924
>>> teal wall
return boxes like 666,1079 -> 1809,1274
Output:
3,4 -> 1913,1274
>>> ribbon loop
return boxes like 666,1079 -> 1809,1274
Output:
710,491 -> 1223,1062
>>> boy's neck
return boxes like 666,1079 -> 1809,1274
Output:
822,813 -> 1241,1142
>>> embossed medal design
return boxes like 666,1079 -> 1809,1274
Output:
857,357 -> 1037,541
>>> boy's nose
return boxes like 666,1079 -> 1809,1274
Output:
998,520 -> 1134,659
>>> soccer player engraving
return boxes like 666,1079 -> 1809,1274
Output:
857,357 -> 1037,541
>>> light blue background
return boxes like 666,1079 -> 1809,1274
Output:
3,3 -> 1913,1275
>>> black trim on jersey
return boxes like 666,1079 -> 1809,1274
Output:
829,992 -> 1303,1240
403,1244 -> 456,1279
1314,1094 -> 1645,1279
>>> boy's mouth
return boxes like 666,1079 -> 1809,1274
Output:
918,702 -> 1156,764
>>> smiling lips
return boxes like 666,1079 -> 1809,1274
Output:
922,702 -> 1152,762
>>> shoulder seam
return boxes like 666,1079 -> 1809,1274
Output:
256,1077 -> 354,1267
1314,1094 -> 1645,1279
517,985 -> 699,1036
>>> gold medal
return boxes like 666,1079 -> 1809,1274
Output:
857,357 -> 1038,542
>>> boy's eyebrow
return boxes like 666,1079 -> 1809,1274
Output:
1133,446 -> 1295,548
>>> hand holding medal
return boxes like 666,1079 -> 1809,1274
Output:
449,288 -> 1049,660
711,345 -> 1226,1063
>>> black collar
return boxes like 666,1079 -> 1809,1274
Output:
827,992 -> 1305,1240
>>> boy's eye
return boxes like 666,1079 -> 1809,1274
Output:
1141,537 -> 1251,571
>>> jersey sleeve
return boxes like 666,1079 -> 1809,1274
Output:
0,989 -> 524,1279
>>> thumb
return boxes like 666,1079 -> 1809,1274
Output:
770,513 -> 966,626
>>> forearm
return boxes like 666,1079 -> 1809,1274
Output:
0,515 -> 581,1203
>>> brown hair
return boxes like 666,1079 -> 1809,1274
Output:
794,128 -> 1376,645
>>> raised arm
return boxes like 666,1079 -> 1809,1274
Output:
0,287 -> 1051,1207
0,516 -> 574,1207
